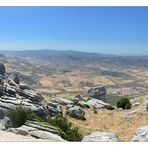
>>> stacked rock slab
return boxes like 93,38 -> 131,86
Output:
88,86 -> 106,102
0,63 -> 61,118
7,120 -> 66,142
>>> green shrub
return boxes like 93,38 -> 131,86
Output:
117,97 -> 131,110
48,115 -> 83,141
106,105 -> 114,110
6,106 -> 38,127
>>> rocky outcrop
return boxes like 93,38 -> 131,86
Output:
54,98 -> 73,105
0,63 -> 61,118
78,101 -> 90,108
86,98 -> 110,109
131,125 -> 148,142
0,63 -> 6,76
88,86 -> 106,102
7,120 -> 66,142
46,101 -> 62,116
73,95 -> 85,104
82,131 -> 119,142
144,97 -> 148,106
66,106 -> 85,120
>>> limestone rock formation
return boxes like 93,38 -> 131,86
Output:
86,98 -> 110,109
82,131 -> 119,142
0,63 -> 60,118
131,125 -> 148,142
66,106 -> 85,120
7,120 -> 66,142
88,86 -> 106,102
54,98 -> 74,105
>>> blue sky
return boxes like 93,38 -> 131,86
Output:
0,7 -> 148,55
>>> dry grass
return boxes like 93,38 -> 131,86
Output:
68,108 -> 148,141
66,95 -> 148,142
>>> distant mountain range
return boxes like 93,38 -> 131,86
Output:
1,49 -> 148,70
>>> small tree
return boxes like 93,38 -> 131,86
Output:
6,106 -> 37,127
117,97 -> 131,109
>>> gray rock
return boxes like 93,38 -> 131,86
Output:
144,97 -> 148,106
130,98 -> 140,108
0,101 -> 16,109
46,105 -> 62,116
66,104 -> 74,109
54,98 -> 73,105
73,95 -> 85,104
25,120 -> 59,134
19,83 -> 30,90
0,116 -> 13,128
1,96 -> 18,101
5,86 -> 16,96
74,95 -> 84,101
82,131 -> 119,142
86,98 -> 110,109
78,101 -> 90,108
24,106 -> 46,117
88,86 -> 106,102
7,121 -> 66,142
0,123 -> 5,130
66,106 -> 85,120
16,89 -> 43,105
7,126 -> 30,136
132,125 -> 148,142
29,130 -> 66,141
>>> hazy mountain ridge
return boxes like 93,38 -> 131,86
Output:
1,49 -> 148,70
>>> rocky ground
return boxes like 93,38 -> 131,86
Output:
0,62 -> 148,142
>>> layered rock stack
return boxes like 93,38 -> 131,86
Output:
0,63 -> 62,119
88,86 -> 106,102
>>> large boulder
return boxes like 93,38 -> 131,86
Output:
144,97 -> 148,106
82,131 -> 119,142
131,125 -> 148,142
66,106 -> 85,120
86,98 -> 110,109
0,63 -> 6,76
88,86 -> 106,102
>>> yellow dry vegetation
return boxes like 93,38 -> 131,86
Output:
67,95 -> 148,142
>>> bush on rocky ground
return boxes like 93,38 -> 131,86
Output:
117,97 -> 131,109
48,115 -> 83,141
6,106 -> 38,127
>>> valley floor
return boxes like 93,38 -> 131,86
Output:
67,95 -> 148,141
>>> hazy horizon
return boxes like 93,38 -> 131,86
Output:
0,7 -> 148,56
